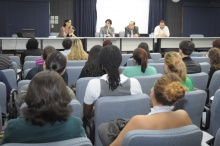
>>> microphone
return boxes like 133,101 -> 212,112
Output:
71,26 -> 76,30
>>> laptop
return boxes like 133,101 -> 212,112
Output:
22,29 -> 35,38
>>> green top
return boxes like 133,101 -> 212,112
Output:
182,76 -> 194,91
123,65 -> 157,78
1,116 -> 86,145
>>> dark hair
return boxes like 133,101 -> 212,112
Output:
23,70 -> 72,126
62,19 -> 71,27
138,42 -> 151,59
160,20 -> 165,24
105,19 -> 112,25
99,45 -> 122,91
45,51 -> 66,75
154,74 -> 187,106
131,21 -> 135,25
212,39 -> 220,49
62,38 -> 72,50
26,38 -> 39,50
42,45 -> 56,60
208,47 -> 220,70
179,40 -> 195,55
103,39 -> 112,47
133,48 -> 148,73
83,45 -> 105,77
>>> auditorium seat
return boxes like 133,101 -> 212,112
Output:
24,56 -> 41,62
0,82 -> 7,114
119,31 -> 125,37
66,66 -> 83,86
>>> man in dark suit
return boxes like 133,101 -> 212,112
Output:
179,40 -> 201,74
124,21 -> 139,37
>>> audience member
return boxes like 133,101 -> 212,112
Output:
25,46 -> 56,80
207,47 -> 220,88
164,52 -> 194,91
78,45 -> 105,79
179,40 -> 201,74
83,45 -> 142,118
212,38 -> 220,49
1,71 -> 85,144
154,20 -> 170,37
0,54 -> 14,70
67,38 -> 88,60
124,21 -> 139,37
58,19 -> 76,37
20,38 -> 43,65
123,48 -> 157,77
103,39 -> 112,47
60,38 -> 72,56
99,74 -> 191,146
138,42 -> 152,59
0,70 -> 12,100
100,19 -> 115,37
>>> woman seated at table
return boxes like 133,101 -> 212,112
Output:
58,19 -> 76,37
122,48 -> 157,77
1,70 -> 86,144
99,73 -> 192,146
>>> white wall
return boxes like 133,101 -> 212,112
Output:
96,0 -> 150,34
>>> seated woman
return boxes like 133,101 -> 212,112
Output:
207,47 -> 220,88
100,19 -> 115,37
83,45 -> 143,118
58,19 -> 76,37
78,45 -> 105,79
138,42 -> 152,59
99,74 -> 192,146
122,48 -> 157,77
1,70 -> 85,144
164,52 -> 194,91
67,38 -> 88,60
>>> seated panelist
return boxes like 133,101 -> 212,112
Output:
124,21 -> 139,37
58,19 -> 76,37
100,19 -> 115,37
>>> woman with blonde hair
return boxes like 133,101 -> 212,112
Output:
67,38 -> 88,60
164,51 -> 193,91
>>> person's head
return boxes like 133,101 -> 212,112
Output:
44,51 -> 67,75
26,38 -> 39,50
63,19 -> 72,27
212,39 -> 220,49
62,38 -> 72,50
23,70 -> 72,126
42,45 -> 56,61
103,39 -> 112,47
208,47 -> 220,70
128,21 -> 135,30
105,19 -> 112,28
99,45 -> 122,91
138,42 -> 151,59
151,74 -> 187,107
67,38 -> 86,60
179,40 -> 195,56
159,20 -> 166,29
164,52 -> 187,82
133,48 -> 148,73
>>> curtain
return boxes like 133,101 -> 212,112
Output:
148,0 -> 166,34
73,0 -> 97,37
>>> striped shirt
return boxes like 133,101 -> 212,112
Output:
0,54 -> 14,70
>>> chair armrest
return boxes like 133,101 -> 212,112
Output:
82,116 -> 95,145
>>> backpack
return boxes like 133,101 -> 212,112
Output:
7,89 -> 18,120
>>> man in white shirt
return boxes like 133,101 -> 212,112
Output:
154,20 -> 170,37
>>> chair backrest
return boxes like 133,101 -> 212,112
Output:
66,66 -> 83,86
1,137 -> 92,146
17,80 -> 31,90
214,128 -> 220,146
0,82 -> 7,114
24,56 -> 41,62
119,66 -> 127,74
191,57 -> 209,64
95,32 -> 100,37
209,70 -> 220,97
190,34 -> 204,37
148,63 -> 165,74
0,105 -> 2,130
12,62 -> 18,74
9,56 -> 21,69
75,77 -> 98,105
134,74 -> 163,95
122,125 -> 203,146
174,90 -> 207,127
187,72 -> 208,90
49,32 -> 59,37
150,53 -> 161,63
158,58 -> 164,63
94,94 -> 151,146
23,61 -> 36,71
209,89 -> 220,136
191,52 -> 208,57
119,31 -> 125,37
23,69 -> 31,79
200,62 -> 210,74
126,58 -> 154,66
67,60 -> 87,67
2,69 -> 17,89
121,54 -> 132,66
